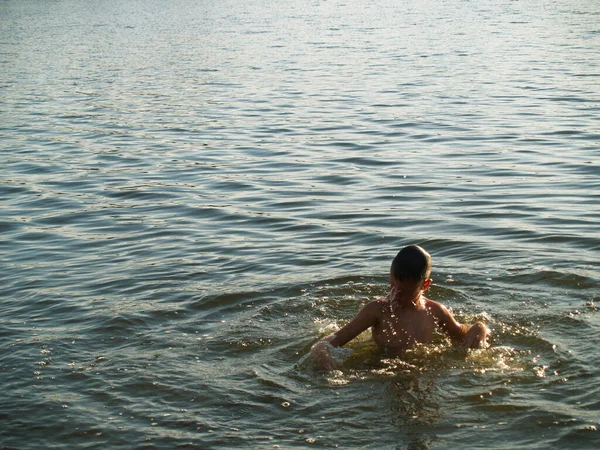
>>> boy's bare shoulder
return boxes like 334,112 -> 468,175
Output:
423,298 -> 452,318
362,298 -> 390,319
367,298 -> 389,312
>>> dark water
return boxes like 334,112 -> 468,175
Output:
1,0 -> 599,448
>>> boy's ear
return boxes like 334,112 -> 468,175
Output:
422,278 -> 433,290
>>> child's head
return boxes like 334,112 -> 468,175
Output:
390,245 -> 432,284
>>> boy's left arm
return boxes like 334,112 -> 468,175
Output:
429,301 -> 489,348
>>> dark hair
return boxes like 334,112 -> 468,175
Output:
391,245 -> 432,282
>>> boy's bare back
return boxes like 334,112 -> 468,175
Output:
370,296 -> 439,353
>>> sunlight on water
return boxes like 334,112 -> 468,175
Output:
301,297 -> 549,388
2,0 -> 599,448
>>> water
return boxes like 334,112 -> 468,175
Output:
1,0 -> 599,448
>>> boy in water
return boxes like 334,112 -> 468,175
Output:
311,245 -> 489,369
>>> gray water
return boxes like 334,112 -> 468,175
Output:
1,0 -> 599,448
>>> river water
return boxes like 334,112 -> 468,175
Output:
1,0 -> 599,448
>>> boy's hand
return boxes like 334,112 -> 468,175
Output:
462,322 -> 489,349
310,335 -> 337,370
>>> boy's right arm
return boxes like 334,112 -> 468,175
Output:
310,301 -> 380,369
327,300 -> 380,347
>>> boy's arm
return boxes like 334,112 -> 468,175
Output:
310,301 -> 379,370
429,301 -> 489,348
327,300 -> 380,347
311,300 -> 379,351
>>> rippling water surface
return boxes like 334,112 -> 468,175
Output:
1,0 -> 599,448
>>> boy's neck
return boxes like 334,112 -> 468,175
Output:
394,292 -> 424,309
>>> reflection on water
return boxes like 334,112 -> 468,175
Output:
385,374 -> 441,450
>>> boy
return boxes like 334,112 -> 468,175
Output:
311,245 -> 489,369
